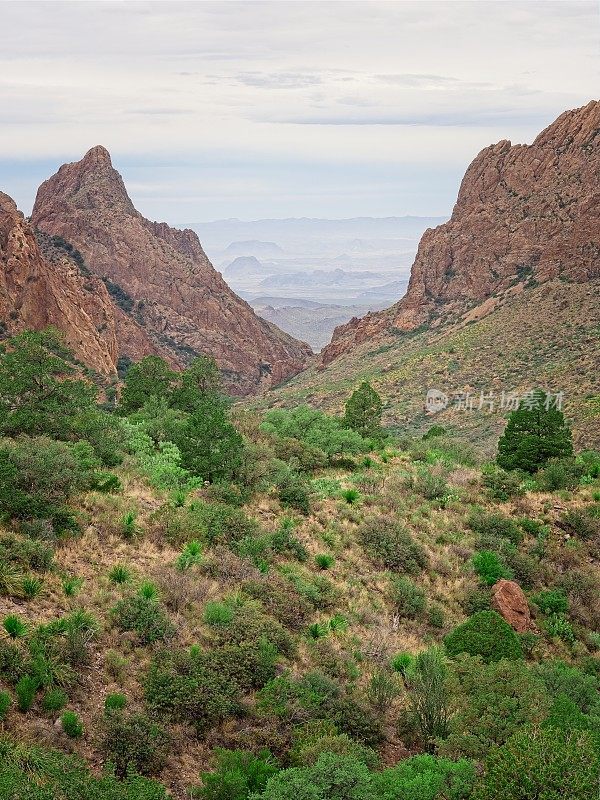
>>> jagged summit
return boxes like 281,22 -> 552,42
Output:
31,148 -> 311,393
320,100 -> 600,365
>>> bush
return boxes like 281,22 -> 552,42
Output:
0,690 -> 11,721
537,457 -> 585,491
100,710 -> 171,777
468,510 -> 522,545
259,753 -> 374,800
391,652 -> 414,676
111,595 -> 175,645
193,748 -> 279,800
15,675 -> 38,711
109,564 -> 132,584
545,613 -> 575,643
389,576 -> 426,619
42,687 -> 68,712
444,611 -> 523,662
61,710 -> 83,738
243,575 -> 312,630
358,516 -> 428,574
262,406 -> 370,459
105,692 -> 127,712
561,509 -> 600,541
475,726 -> 600,800
376,754 -> 475,800
204,601 -> 234,626
531,588 -> 569,615
366,669 -> 401,712
472,551 -> 512,586
405,648 -> 451,751
440,656 -> 548,760
482,465 -> 525,501
275,469 -> 312,515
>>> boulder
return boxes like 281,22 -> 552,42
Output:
491,579 -> 531,633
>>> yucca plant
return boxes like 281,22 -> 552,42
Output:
341,488 -> 360,505
308,622 -> 329,640
121,511 -> 138,539
61,710 -> 83,738
3,614 -> 27,639
22,576 -> 42,599
315,553 -> 335,570
62,577 -> 82,597
108,564 -> 131,585
175,540 -> 203,571
328,614 -> 348,633
0,561 -> 25,598
138,580 -> 158,600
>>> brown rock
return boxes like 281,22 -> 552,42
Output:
31,146 -> 312,394
0,191 -> 118,374
321,100 -> 600,365
491,579 -> 532,633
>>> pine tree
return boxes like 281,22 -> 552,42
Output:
343,382 -> 383,440
496,389 -> 573,473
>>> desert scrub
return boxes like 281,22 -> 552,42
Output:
111,595 -> 175,644
357,516 -> 428,574
388,576 -> 426,619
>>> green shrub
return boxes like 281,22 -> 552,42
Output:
62,576 -> 82,596
561,509 -> 600,540
3,614 -> 27,639
100,710 -> 171,777
308,622 -> 329,640
367,669 -> 401,712
109,564 -> 132,584
531,588 -> 569,615
463,586 -> 492,614
204,601 -> 234,627
111,595 -> 175,645
193,748 -> 279,800
391,652 -> 414,676
15,675 -> 38,711
358,516 -> 428,574
428,604 -> 445,628
375,753 -> 475,800
276,469 -> 312,515
537,457 -> 585,491
341,488 -> 360,505
0,690 -> 11,720
138,580 -> 159,600
413,469 -> 449,501
444,611 -> 523,662
468,510 -> 522,545
243,574 -> 312,630
41,687 -> 68,712
176,539 -> 203,571
475,726 -> 600,800
315,554 -> 335,570
545,613 -> 575,643
61,710 -> 83,737
105,692 -> 127,712
121,511 -> 138,539
389,576 -> 426,619
472,551 -> 512,586
22,575 -> 42,598
482,465 -> 525,500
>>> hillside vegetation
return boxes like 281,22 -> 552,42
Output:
255,279 -> 600,455
1,330 -> 600,798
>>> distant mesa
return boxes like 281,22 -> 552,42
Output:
223,255 -> 268,277
260,268 -> 387,289
224,240 -> 284,258
355,279 -> 409,302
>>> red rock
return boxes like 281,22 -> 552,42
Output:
31,146 -> 311,394
0,191 -> 118,374
320,100 -> 600,365
491,579 -> 532,633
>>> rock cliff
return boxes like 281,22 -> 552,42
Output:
321,100 -> 600,365
31,146 -> 311,394
0,192 -> 118,374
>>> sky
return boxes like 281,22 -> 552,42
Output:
0,0 -> 598,223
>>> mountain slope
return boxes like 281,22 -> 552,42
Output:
31,146 -> 311,394
321,100 -> 600,365
0,192 -> 119,374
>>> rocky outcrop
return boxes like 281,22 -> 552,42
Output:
491,579 -> 532,633
321,100 -> 600,365
31,146 -> 312,394
0,192 -> 118,374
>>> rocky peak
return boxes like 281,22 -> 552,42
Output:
31,148 -> 311,393
320,100 -> 600,365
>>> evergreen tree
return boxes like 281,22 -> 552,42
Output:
119,356 -> 175,414
496,389 -> 573,473
343,382 -> 383,440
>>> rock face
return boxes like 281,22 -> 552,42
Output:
0,192 -> 118,374
491,579 -> 532,633
321,100 -> 600,365
31,146 -> 311,394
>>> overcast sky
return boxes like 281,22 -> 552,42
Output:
0,0 -> 598,223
